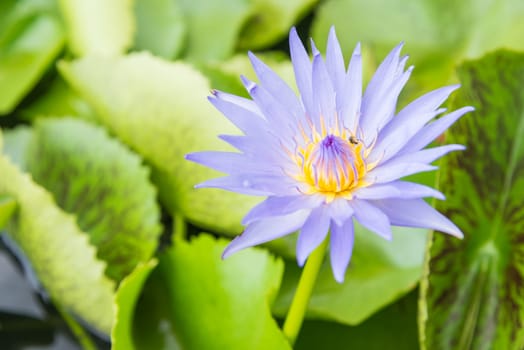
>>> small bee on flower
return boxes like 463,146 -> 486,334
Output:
348,135 -> 360,145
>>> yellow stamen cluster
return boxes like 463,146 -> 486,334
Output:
293,122 -> 371,202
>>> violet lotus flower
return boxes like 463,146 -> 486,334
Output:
186,27 -> 473,282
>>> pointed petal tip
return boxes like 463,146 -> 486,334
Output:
240,74 -> 249,85
443,229 -> 464,239
391,41 -> 405,54
221,247 -> 233,259
240,75 -> 256,92
184,151 -> 214,165
444,225 -> 464,239
354,42 -> 361,53
443,84 -> 461,95
289,27 -> 301,44
435,192 -> 446,200
434,217 -> 464,239
296,253 -> 307,267
445,106 -> 474,120
334,273 -> 345,284
222,236 -> 245,259
383,233 -> 393,241
247,50 -> 258,62
184,153 -> 201,164
209,89 -> 226,100
310,38 -> 320,55
328,26 -> 339,44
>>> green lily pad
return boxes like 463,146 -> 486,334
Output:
177,0 -> 317,61
131,260 -> 182,350
134,0 -> 186,59
312,0 -> 524,89
112,259 -> 158,350
0,152 -> 115,334
20,76 -> 96,121
26,118 -> 162,282
295,290 -> 419,350
133,234 -> 290,350
0,0 -> 64,114
58,0 -> 134,56
420,50 -> 524,350
205,53 -> 296,92
59,53 -> 260,235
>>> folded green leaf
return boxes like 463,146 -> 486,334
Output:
2,126 -> 33,172
0,0 -> 64,114
21,77 -> 96,121
0,196 -> 16,230
0,152 -> 115,334
58,0 -> 134,56
238,0 -> 318,50
201,53 -> 296,96
420,50 -> 524,350
59,53 -> 260,235
26,118 -> 162,282
177,0 -> 252,61
112,259 -> 158,350
134,234 -> 290,350
134,0 -> 186,59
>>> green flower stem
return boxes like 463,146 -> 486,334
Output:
282,237 -> 329,346
54,301 -> 97,350
172,212 -> 187,243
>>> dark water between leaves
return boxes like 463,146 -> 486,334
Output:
0,234 -> 108,350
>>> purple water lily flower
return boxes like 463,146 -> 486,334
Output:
186,27 -> 473,282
